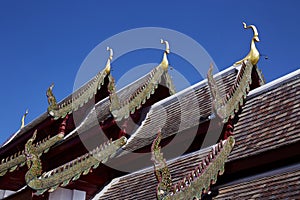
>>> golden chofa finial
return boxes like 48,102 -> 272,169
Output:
105,47 -> 113,74
160,39 -> 170,71
235,22 -> 260,66
21,109 -> 29,129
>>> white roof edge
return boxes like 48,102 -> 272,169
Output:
125,109 -> 153,146
63,106 -> 97,140
116,63 -> 161,93
248,68 -> 300,98
152,65 -> 237,107
91,177 -> 121,200
1,130 -> 21,148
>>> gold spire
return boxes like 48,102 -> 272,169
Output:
235,22 -> 260,66
160,39 -> 170,71
105,47 -> 113,74
20,109 -> 29,129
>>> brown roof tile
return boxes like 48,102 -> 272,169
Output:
229,71 -> 300,161
215,165 -> 300,199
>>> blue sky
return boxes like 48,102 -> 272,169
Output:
0,0 -> 299,144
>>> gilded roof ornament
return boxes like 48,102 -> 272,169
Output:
0,118 -> 68,177
108,75 -> 121,113
160,39 -> 170,71
151,131 -> 235,200
235,22 -> 260,66
208,62 -> 254,123
20,109 -> 29,129
46,47 -> 113,119
105,47 -> 113,74
24,136 -> 127,195
151,131 -> 173,200
108,40 -> 175,121
24,130 -> 42,183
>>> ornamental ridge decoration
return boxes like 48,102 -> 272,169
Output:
0,116 -> 68,176
151,131 -> 173,198
235,22 -> 260,66
208,23 -> 262,123
151,132 -> 235,200
25,134 -> 127,195
208,61 -> 254,123
46,48 -> 113,120
109,40 -> 175,121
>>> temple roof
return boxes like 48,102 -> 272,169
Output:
92,138 -> 234,200
24,136 -> 127,195
90,68 -> 300,200
0,45 -> 176,197
121,61 -> 264,153
1,112 -> 49,148
229,68 -> 300,162
3,23 -> 297,199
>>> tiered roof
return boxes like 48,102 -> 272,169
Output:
0,40 -> 177,199
92,136 -> 235,200
1,22 -> 298,200
92,68 -> 299,199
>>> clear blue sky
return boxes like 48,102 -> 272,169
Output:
0,0 -> 299,144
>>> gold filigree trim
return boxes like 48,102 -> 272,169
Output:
47,49 -> 113,120
167,137 -> 235,199
109,40 -> 175,121
151,131 -> 172,199
0,134 -> 63,177
25,136 -> 126,195
0,117 -> 68,176
208,61 -> 253,123
151,133 -> 235,200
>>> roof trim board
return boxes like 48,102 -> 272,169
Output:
248,68 -> 300,98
